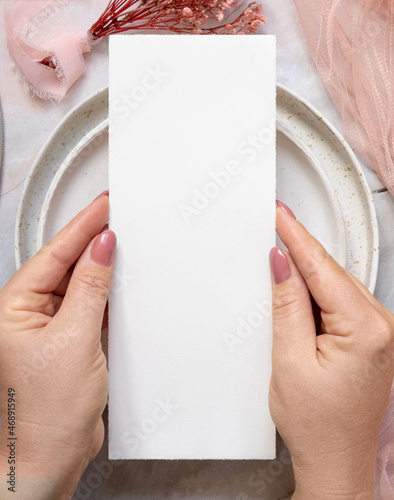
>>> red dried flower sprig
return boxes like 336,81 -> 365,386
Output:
5,0 -> 267,100
40,0 -> 267,72
89,0 -> 267,36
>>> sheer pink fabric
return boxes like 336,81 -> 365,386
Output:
293,0 -> 394,194
377,381 -> 394,499
293,2 -> 394,496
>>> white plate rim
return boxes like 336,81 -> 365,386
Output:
14,88 -> 109,269
35,119 -> 109,249
276,83 -> 379,292
15,84 -> 379,292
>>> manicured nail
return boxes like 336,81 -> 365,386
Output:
91,230 -> 117,267
276,200 -> 296,219
269,247 -> 291,285
93,190 -> 109,201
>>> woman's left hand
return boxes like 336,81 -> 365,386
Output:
0,192 -> 116,499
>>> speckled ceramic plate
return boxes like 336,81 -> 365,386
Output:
15,84 -> 379,293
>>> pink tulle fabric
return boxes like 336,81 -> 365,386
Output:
293,0 -> 394,195
293,2 -> 394,495
4,0 -> 92,101
377,381 -> 394,499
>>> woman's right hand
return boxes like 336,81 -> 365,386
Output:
269,202 -> 394,500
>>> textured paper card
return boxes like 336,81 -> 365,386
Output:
109,34 -> 276,460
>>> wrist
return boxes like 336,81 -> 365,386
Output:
0,465 -> 57,500
0,456 -> 87,500
0,429 -> 89,499
293,484 -> 374,500
291,453 -> 376,500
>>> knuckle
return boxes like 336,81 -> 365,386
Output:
302,245 -> 337,283
272,287 -> 303,322
75,271 -> 110,301
37,244 -> 68,271
371,316 -> 393,351
36,244 -> 50,258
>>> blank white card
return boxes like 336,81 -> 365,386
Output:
109,34 -> 276,460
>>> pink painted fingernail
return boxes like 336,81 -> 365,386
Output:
276,200 -> 296,219
91,230 -> 117,267
93,190 -> 109,201
269,247 -> 291,285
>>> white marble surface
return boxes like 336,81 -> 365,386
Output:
0,0 -> 393,499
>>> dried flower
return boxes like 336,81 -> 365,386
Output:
89,0 -> 267,37
40,0 -> 267,70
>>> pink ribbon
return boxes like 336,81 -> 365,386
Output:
4,0 -> 93,101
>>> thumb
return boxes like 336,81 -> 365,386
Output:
270,246 -> 317,368
59,230 -> 117,335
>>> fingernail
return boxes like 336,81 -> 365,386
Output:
276,200 -> 296,219
269,247 -> 291,284
91,230 -> 117,267
93,190 -> 109,201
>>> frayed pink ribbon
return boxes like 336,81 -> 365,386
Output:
4,0 -> 92,101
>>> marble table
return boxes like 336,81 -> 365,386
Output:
0,1 -> 393,499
